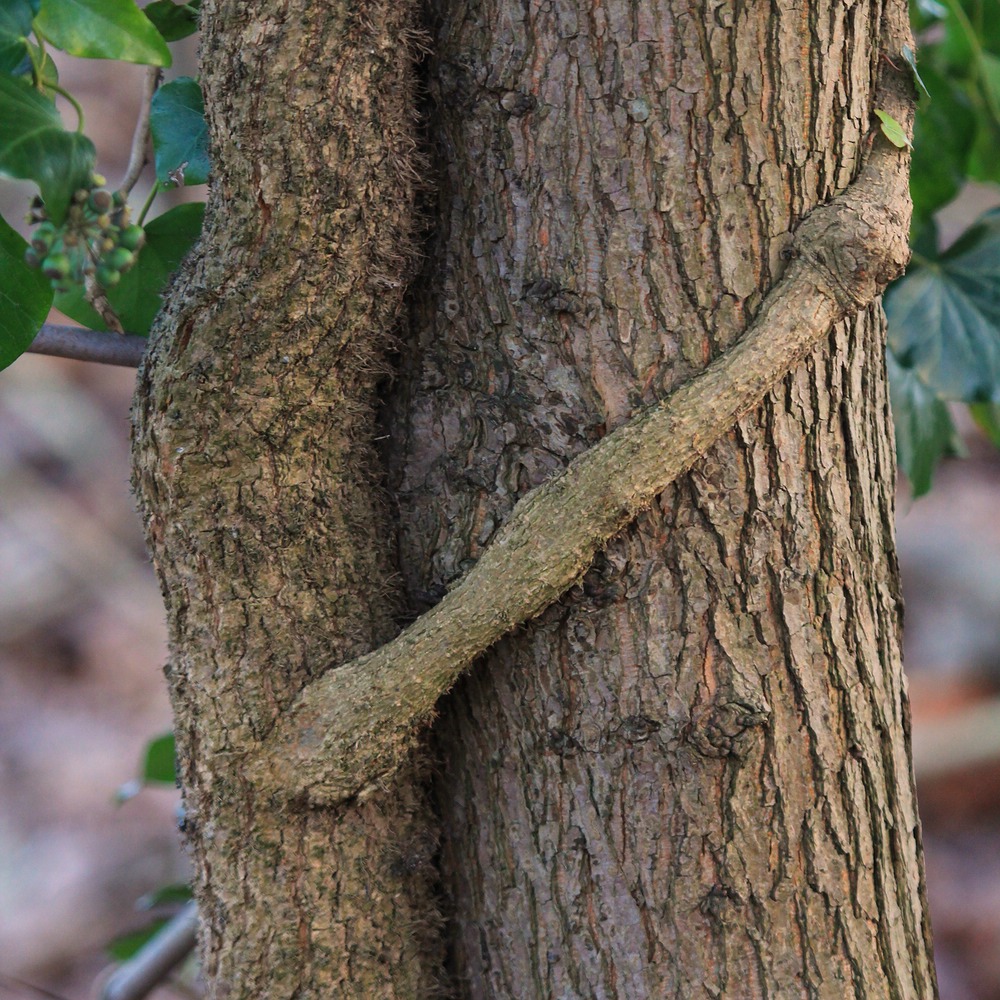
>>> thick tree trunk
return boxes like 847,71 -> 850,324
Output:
131,1 -> 444,995
130,0 -> 935,996
389,0 -> 937,996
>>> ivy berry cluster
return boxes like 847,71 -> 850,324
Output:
24,178 -> 146,295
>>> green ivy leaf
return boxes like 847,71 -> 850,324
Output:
887,349 -> 963,497
885,208 -> 1000,403
141,731 -> 177,784
0,0 -> 38,74
875,109 -> 912,149
55,201 -> 204,334
142,0 -> 198,42
910,66 -> 975,221
0,74 -> 96,223
0,214 -> 52,372
149,77 -> 208,185
35,0 -> 171,66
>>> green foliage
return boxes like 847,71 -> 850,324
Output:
0,0 -> 40,74
139,882 -> 193,909
0,214 -> 52,369
35,0 -> 170,66
143,0 -> 199,42
885,1 -> 1000,493
115,729 -> 177,802
909,65 -> 975,222
140,730 -> 177,784
887,349 -> 964,496
0,74 -> 95,222
876,109 -> 912,148
0,0 -> 207,370
54,202 -> 204,334
887,209 -> 1000,401
150,76 -> 209,185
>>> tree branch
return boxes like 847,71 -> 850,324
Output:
119,67 -> 161,197
27,324 -> 147,367
253,53 -> 916,806
100,902 -> 199,1000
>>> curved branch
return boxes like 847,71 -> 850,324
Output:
27,324 -> 148,367
255,74 -> 914,804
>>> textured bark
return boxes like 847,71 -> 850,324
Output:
129,0 -> 937,995
262,143 -> 912,803
131,1 -> 444,996
386,0 -> 937,997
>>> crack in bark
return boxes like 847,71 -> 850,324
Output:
255,54 -> 913,804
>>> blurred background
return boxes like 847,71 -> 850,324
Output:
0,40 -> 197,1000
5,32 -> 1000,1000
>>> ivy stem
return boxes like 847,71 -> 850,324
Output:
28,31 -> 51,90
119,67 -> 162,196
137,181 -> 161,225
49,83 -> 86,133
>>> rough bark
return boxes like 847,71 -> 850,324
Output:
131,0 -> 444,995
128,0 -> 937,995
385,0 -> 937,997
259,138 -> 911,803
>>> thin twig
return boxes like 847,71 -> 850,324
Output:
119,67 -> 162,196
27,324 -> 148,367
100,902 -> 199,1000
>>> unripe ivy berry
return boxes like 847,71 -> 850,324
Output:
42,252 -> 71,279
104,246 -> 135,271
31,223 -> 56,253
88,189 -> 113,214
24,247 -> 41,269
118,225 -> 145,252
96,265 -> 121,288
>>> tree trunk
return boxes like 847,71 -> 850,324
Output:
130,0 -> 936,997
131,1 -> 445,995
388,0 -> 937,996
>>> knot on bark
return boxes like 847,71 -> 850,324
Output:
792,185 -> 911,314
687,700 -> 769,758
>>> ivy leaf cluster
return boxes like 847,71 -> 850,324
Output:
0,0 -> 207,367
889,0 -> 1000,494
